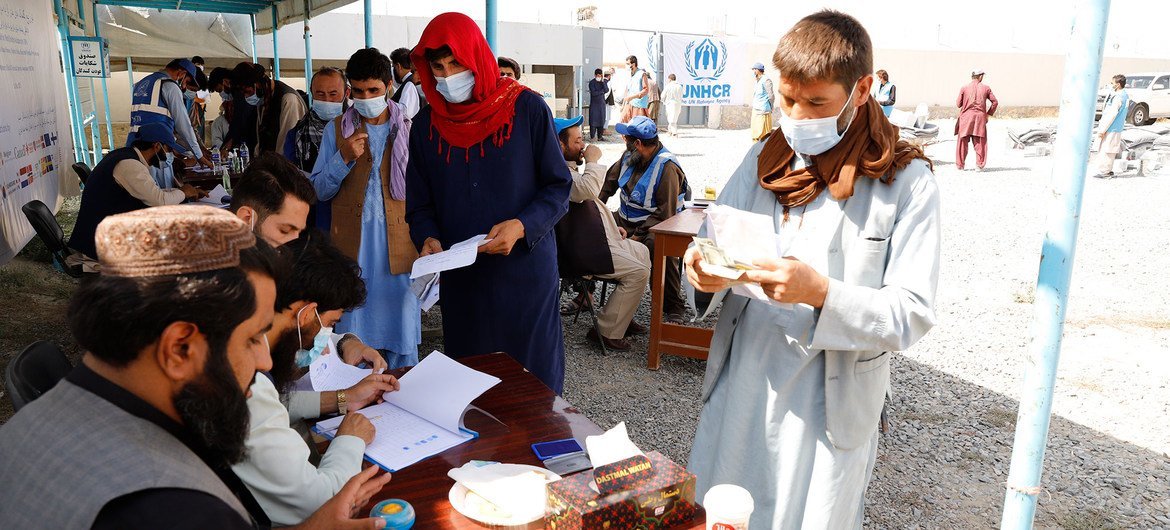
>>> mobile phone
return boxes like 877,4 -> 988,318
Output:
531,438 -> 584,461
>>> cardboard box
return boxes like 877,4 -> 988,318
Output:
546,451 -> 697,530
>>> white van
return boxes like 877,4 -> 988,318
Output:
1095,72 -> 1170,126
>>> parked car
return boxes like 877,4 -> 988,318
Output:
1095,72 -> 1170,126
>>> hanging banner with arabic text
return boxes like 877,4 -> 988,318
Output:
0,0 -> 72,264
662,34 -> 749,106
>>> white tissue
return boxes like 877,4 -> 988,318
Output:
447,462 -> 551,520
584,422 -> 644,469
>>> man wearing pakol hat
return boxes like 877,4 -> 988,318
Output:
600,115 -> 689,318
751,62 -> 776,141
955,68 -> 999,171
554,116 -> 650,351
126,58 -> 213,188
0,206 -> 391,529
69,121 -> 207,261
685,11 -> 939,527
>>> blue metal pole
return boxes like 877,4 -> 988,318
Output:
250,14 -> 258,63
54,0 -> 85,164
93,2 -> 114,157
485,0 -> 497,53
126,56 -> 134,94
363,0 -> 372,48
271,6 -> 280,80
1000,0 -> 1111,528
303,0 -> 312,104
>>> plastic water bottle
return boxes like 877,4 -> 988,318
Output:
221,165 -> 231,193
210,150 -> 221,171
239,146 -> 250,168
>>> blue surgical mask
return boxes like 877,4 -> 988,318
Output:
294,306 -> 334,368
184,89 -> 197,101
436,69 -> 475,104
165,151 -> 175,165
777,82 -> 858,156
352,95 -> 388,119
221,92 -> 234,102
312,100 -> 344,120
245,93 -> 262,106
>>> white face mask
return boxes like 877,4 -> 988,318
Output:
436,69 -> 475,104
352,95 -> 388,119
294,306 -> 335,368
777,81 -> 858,156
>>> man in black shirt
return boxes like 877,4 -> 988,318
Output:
0,206 -> 390,529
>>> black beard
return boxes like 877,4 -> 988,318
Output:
627,147 -> 649,171
268,327 -> 303,392
173,343 -> 252,465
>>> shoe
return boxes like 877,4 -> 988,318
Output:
665,306 -> 687,320
560,292 -> 590,316
624,320 -> 648,337
1092,172 -> 1114,179
586,327 -> 632,351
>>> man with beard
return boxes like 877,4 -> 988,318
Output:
599,115 -> 689,318
234,62 -> 307,155
234,230 -> 400,526
405,13 -> 571,393
0,206 -> 391,529
554,116 -> 650,351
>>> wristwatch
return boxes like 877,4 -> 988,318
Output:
336,390 -> 348,415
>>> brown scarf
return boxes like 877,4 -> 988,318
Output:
758,98 -> 932,214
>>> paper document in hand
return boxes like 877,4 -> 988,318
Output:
309,353 -> 371,392
196,184 -> 230,207
312,351 -> 501,472
692,237 -> 755,283
700,204 -> 792,310
410,273 -> 441,312
409,234 -> 490,279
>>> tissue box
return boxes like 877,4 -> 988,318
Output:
545,451 -> 697,530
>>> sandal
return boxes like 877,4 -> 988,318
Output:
560,292 -> 590,316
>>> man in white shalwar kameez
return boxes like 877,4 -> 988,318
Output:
684,11 -> 941,529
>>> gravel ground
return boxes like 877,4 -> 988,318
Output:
528,121 -> 1170,529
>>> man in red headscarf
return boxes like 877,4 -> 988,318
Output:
405,12 -> 572,393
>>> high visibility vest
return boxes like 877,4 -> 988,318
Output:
618,147 -> 685,223
128,71 -> 177,137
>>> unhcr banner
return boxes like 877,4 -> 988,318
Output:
662,34 -> 750,106
0,0 -> 72,264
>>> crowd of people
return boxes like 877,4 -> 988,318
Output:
2,9 -> 952,530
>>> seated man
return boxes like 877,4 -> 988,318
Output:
229,154 -> 388,373
234,229 -> 399,525
69,122 -> 204,260
554,116 -> 650,351
599,116 -> 690,318
0,206 -> 389,528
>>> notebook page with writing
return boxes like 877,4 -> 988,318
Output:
381,351 -> 501,434
313,402 -> 473,471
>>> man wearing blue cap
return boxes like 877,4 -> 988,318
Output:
600,115 -> 689,318
126,58 -> 213,189
69,122 -> 207,260
751,62 -> 776,141
555,116 -> 651,350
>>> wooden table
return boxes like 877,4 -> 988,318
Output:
176,164 -> 241,191
647,209 -> 714,370
350,353 -> 706,528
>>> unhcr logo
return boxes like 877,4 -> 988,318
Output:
685,38 -> 727,81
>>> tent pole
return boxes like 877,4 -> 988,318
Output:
126,56 -> 134,94
485,0 -> 497,52
271,6 -> 280,80
363,0 -> 372,47
1000,0 -> 1111,528
55,0 -> 85,164
303,0 -> 312,102
250,14 -> 258,63
93,1 -> 114,157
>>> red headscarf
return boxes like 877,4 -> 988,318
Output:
411,12 -> 531,157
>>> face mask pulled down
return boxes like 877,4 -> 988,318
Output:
295,305 -> 336,368
436,70 -> 475,104
777,82 -> 859,156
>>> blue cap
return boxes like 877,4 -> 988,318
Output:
553,115 -> 583,135
174,59 -> 198,82
615,116 -> 657,140
133,122 -> 184,153
752,62 -> 766,72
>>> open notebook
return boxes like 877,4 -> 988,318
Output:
312,351 -> 500,472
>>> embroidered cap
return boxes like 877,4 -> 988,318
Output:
96,205 -> 256,278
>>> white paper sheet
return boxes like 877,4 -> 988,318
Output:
700,204 -> 793,312
308,353 -> 371,392
382,351 -> 501,433
409,234 -> 491,279
314,401 -> 473,472
196,184 -> 230,206
410,272 -> 441,312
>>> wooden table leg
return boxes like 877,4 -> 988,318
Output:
647,235 -> 668,370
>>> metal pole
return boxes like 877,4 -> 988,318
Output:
1000,0 -> 1111,528
485,0 -> 498,53
303,0 -> 312,104
55,0 -> 85,163
250,14 -> 258,63
363,0 -> 372,48
271,6 -> 280,80
126,56 -> 134,94
93,2 -> 114,157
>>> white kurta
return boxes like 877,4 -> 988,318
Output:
688,147 -> 940,529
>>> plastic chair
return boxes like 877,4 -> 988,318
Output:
71,162 -> 91,186
21,200 -> 83,278
4,341 -> 73,412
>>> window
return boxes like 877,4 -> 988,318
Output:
1126,76 -> 1155,89
1152,76 -> 1169,90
